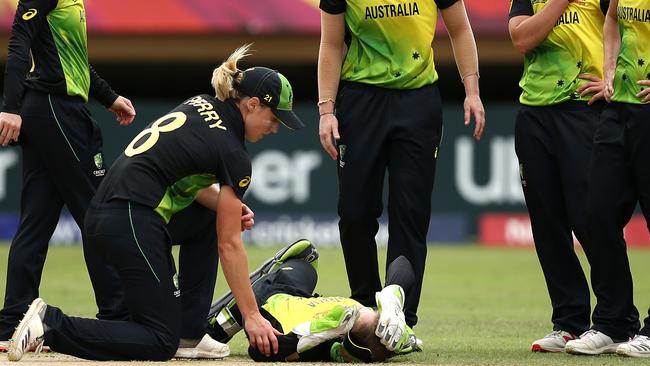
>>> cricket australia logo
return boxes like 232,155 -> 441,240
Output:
338,144 -> 347,168
93,153 -> 106,177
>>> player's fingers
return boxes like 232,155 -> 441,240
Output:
331,122 -> 340,140
642,93 -> 650,103
587,92 -> 600,105
576,81 -> 596,93
319,129 -> 337,160
260,335 -> 270,356
1,124 -> 15,146
464,106 -> 470,126
638,80 -> 650,87
326,136 -> 338,160
578,73 -> 600,82
271,330 -> 280,354
10,126 -> 20,143
474,110 -> 485,140
0,127 -> 9,146
579,85 -> 601,97
636,88 -> 650,99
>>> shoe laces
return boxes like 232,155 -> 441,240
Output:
545,330 -> 567,338
579,329 -> 600,339
631,335 -> 650,344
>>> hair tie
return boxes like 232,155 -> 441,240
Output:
232,70 -> 242,87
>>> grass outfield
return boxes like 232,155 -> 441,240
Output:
1,244 -> 650,365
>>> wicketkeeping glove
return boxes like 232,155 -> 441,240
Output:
375,284 -> 407,351
293,305 -> 359,353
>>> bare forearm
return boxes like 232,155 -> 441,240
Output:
449,27 -> 480,95
603,10 -> 620,81
509,0 -> 569,53
318,43 -> 343,106
219,239 -> 260,318
317,12 -> 345,108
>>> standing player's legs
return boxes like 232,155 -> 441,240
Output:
585,103 -> 639,341
166,202 -> 218,340
385,256 -> 416,295
515,105 -> 591,339
41,201 -> 181,360
336,82 -> 390,308
623,103 -> 650,339
385,84 -> 442,327
0,122 -> 63,340
40,94 -> 126,321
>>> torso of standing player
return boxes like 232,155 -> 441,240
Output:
520,0 -> 607,105
340,0 -> 441,89
27,0 -> 91,99
612,0 -> 650,104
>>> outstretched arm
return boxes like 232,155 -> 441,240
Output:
216,186 -> 281,356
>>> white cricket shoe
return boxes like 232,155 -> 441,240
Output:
8,298 -> 46,361
565,329 -> 623,355
1,340 -> 50,353
617,335 -> 650,358
174,334 -> 230,359
531,330 -> 577,352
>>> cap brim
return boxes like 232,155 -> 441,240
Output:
342,331 -> 374,362
275,109 -> 305,130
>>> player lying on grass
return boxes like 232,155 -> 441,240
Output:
206,239 -> 422,362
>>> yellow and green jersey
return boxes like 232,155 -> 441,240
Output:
320,0 -> 458,89
509,0 -> 609,106
612,0 -> 650,104
262,293 -> 362,332
1,0 -> 117,114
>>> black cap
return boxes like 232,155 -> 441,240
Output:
340,331 -> 374,362
235,67 -> 304,130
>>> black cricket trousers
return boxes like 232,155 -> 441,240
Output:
335,81 -> 442,327
0,90 -> 124,340
166,202 -> 218,340
514,102 -> 597,336
43,200 -> 181,360
587,102 -> 647,340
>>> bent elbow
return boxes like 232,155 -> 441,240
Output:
512,39 -> 532,55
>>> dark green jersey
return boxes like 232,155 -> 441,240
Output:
1,0 -> 117,114
94,95 -> 251,223
320,0 -> 458,89
510,0 -> 609,106
612,0 -> 650,104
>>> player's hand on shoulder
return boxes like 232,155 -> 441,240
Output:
0,112 -> 22,146
109,96 -> 136,126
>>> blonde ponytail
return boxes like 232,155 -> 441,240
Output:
212,44 -> 252,101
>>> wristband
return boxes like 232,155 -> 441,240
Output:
317,98 -> 335,106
